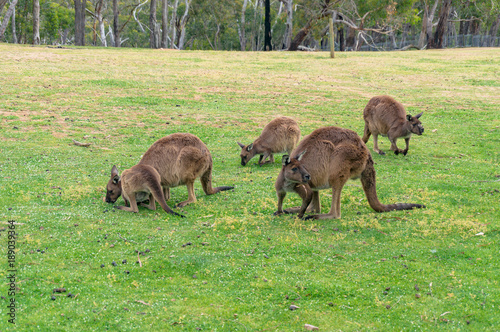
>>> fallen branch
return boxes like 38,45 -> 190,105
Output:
395,44 -> 421,51
72,139 -> 91,147
376,229 -> 391,236
297,45 -> 317,52
137,253 -> 142,267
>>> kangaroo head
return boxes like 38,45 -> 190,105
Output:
406,112 -> 424,135
105,165 -> 122,203
237,142 -> 256,166
281,150 -> 311,184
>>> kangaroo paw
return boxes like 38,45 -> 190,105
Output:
273,210 -> 284,216
403,149 -> 408,156
378,150 -> 386,156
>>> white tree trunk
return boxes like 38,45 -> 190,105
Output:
161,0 -> 169,48
170,0 -> 179,48
108,25 -> 115,46
96,0 -> 107,46
11,5 -> 16,43
178,0 -> 191,50
284,0 -> 293,49
0,0 -> 19,41
418,0 -> 439,49
33,0 -> 40,45
237,0 -> 248,51
133,0 -> 148,33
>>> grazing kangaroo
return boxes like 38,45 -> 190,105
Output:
105,133 -> 234,209
238,116 -> 300,166
107,165 -> 184,216
274,126 -> 425,220
362,95 -> 424,156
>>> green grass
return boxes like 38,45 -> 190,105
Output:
0,45 -> 499,331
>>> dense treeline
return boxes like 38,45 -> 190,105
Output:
1,0 -> 499,50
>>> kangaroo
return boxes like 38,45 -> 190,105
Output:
107,165 -> 184,216
238,116 -> 300,166
362,95 -> 424,156
274,126 -> 425,220
105,133 -> 234,208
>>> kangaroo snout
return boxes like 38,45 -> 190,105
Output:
303,173 -> 311,182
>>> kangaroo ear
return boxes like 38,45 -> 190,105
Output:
111,165 -> 119,177
282,155 -> 290,166
415,112 -> 423,119
237,142 -> 245,149
295,149 -> 307,161
247,143 -> 253,151
406,114 -> 412,121
112,175 -> 121,184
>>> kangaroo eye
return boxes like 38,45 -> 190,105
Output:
292,167 -> 298,172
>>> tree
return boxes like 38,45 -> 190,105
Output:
289,0 -> 344,51
0,0 -> 19,41
264,0 -> 271,50
237,0 -> 248,51
113,0 -> 120,46
33,0 -> 40,45
74,0 -> 87,46
0,0 -> 9,13
161,0 -> 168,47
150,0 -> 159,48
178,0 -> 192,49
428,0 -> 451,48
282,0 -> 293,49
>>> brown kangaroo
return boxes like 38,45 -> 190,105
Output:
274,126 -> 425,220
108,165 -> 184,216
105,133 -> 233,209
238,116 -> 300,166
362,95 -> 424,156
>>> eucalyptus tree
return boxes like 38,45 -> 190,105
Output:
0,0 -> 18,41
33,0 -> 40,44
74,0 -> 86,45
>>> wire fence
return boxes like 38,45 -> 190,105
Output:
320,34 -> 500,51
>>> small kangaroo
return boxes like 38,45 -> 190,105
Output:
108,165 -> 184,216
362,95 -> 424,156
275,126 -> 425,220
238,116 -> 300,166
105,133 -> 233,209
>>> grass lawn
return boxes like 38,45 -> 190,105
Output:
0,44 -> 499,331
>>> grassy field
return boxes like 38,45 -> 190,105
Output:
0,44 -> 499,331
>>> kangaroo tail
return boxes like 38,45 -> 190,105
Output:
360,155 -> 425,213
149,177 -> 185,217
201,162 -> 234,195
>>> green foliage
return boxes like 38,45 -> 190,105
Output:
42,0 -> 73,43
0,45 -> 499,330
